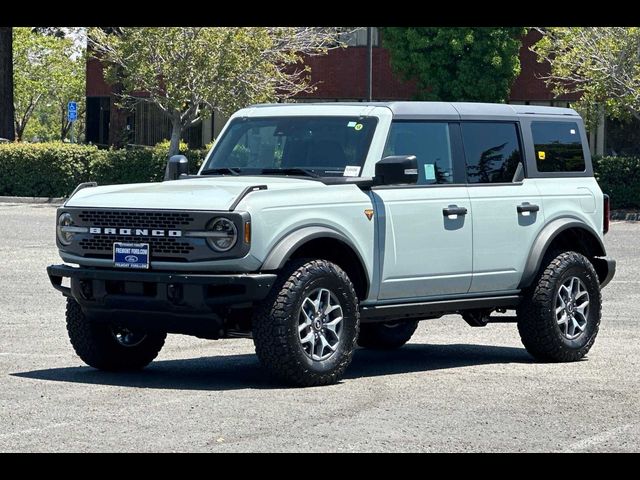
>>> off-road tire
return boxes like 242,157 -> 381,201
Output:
357,320 -> 418,350
66,298 -> 166,371
252,259 -> 360,387
517,251 -> 601,362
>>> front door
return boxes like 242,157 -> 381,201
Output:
374,121 -> 473,301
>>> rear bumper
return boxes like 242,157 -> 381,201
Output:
592,257 -> 616,289
46,264 -> 276,327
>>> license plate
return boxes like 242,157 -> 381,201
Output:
113,242 -> 150,269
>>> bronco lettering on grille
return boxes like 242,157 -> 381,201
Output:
88,227 -> 182,237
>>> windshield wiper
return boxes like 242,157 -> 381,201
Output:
200,167 -> 241,176
260,168 -> 320,178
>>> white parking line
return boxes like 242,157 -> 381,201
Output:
560,424 -> 633,452
0,422 -> 72,439
0,353 -> 66,358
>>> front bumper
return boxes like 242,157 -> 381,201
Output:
47,264 -> 276,332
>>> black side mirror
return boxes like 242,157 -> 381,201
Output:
165,155 -> 189,181
374,155 -> 418,186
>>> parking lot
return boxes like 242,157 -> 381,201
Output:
0,202 -> 638,452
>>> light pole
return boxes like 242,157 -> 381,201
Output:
366,27 -> 373,102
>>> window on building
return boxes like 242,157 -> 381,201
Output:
383,122 -> 453,184
461,122 -> 522,184
532,121 -> 585,172
339,27 -> 379,47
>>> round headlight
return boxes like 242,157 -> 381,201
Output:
207,217 -> 238,252
57,213 -> 74,246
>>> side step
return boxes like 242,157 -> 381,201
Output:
360,295 -> 521,323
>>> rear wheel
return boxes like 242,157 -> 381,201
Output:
357,320 -> 418,350
66,298 -> 166,371
517,251 -> 601,362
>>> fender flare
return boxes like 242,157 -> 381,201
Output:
261,226 -> 369,283
518,217 -> 606,289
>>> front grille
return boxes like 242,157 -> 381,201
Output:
79,235 -> 195,256
62,207 -> 249,263
78,210 -> 194,229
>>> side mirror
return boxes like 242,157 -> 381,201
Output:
374,155 -> 418,186
164,155 -> 189,181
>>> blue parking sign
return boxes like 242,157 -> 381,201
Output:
67,102 -> 77,122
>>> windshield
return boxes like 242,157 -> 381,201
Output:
201,116 -> 377,177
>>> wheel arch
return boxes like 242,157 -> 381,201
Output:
261,226 -> 370,300
519,218 -> 607,289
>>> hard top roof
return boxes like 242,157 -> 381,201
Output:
249,101 -> 579,118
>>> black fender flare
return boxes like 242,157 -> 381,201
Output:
261,226 -> 370,284
518,218 -> 606,289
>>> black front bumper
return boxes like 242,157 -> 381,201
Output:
47,264 -> 276,333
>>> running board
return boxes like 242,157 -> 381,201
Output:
360,295 -> 521,323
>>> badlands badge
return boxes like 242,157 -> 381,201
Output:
364,209 -> 374,221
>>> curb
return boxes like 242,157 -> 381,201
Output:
611,211 -> 640,222
0,196 -> 66,204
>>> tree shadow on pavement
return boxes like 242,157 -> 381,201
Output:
11,343 -> 533,392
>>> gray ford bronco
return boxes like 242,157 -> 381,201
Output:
47,102 -> 615,386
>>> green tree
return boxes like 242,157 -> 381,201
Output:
531,27 -> 640,123
13,28 -> 85,141
89,27 -> 345,157
381,27 -> 525,102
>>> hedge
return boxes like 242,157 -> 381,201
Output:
0,142 -> 208,198
593,156 -> 640,210
1,143 -> 639,209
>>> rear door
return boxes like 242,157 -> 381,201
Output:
461,121 -> 546,293
373,121 -> 473,300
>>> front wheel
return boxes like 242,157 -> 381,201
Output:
517,251 -> 601,362
252,259 -> 360,387
66,298 -> 166,371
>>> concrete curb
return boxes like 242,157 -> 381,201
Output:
0,196 -> 65,204
611,210 -> 640,221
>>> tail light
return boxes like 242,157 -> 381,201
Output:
603,194 -> 610,235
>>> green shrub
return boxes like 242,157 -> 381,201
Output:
0,142 -> 95,197
0,141 -> 211,197
593,156 -> 640,209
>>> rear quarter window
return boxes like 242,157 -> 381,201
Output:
532,121 -> 586,172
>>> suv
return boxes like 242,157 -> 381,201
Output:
47,102 -> 615,386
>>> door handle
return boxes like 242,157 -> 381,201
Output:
517,203 -> 540,213
443,206 -> 468,217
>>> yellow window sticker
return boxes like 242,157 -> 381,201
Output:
538,151 -> 546,160
354,123 -> 363,131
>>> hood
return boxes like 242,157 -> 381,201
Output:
65,176 -> 321,210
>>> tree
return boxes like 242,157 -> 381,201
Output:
13,28 -> 85,141
531,27 -> 640,123
88,27 -> 345,157
0,27 -> 14,140
381,27 -> 525,102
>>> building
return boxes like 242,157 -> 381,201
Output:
85,28 -> 612,155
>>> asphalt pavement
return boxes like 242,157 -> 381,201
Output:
0,203 -> 638,452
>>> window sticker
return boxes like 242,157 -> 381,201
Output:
347,121 -> 357,127
538,151 -> 546,160
354,123 -> 363,131
570,129 -> 576,135
343,165 -> 361,177
424,163 -> 436,180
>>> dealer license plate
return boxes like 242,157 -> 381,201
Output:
113,242 -> 150,269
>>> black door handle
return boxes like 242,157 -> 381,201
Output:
517,203 -> 540,213
443,206 -> 468,216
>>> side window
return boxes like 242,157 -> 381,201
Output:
383,122 -> 453,184
532,121 -> 586,172
461,122 -> 522,184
